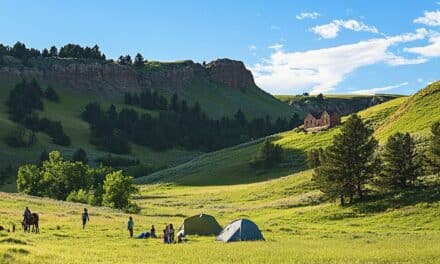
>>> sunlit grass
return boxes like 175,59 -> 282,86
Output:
1,170 -> 440,263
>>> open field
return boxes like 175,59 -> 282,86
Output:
1,169 -> 440,263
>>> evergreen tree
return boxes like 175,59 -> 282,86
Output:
249,140 -> 283,168
39,150 -> 49,165
307,148 -> 325,169
44,85 -> 60,101
117,55 -> 132,65
170,93 -> 180,112
49,46 -> 58,57
72,148 -> 88,164
313,114 -> 377,205
133,53 -> 144,68
379,132 -> 421,189
42,48 -> 50,57
428,121 -> 440,176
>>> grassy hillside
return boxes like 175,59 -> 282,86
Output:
136,95 -> 408,185
376,81 -> 440,140
0,79 -> 201,191
1,170 -> 440,263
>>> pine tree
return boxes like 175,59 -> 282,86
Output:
72,148 -> 88,164
249,140 -> 283,168
170,93 -> 180,112
313,114 -> 377,205
49,46 -> 58,57
44,85 -> 59,101
307,148 -> 324,169
133,53 -> 144,68
428,121 -> 440,176
379,132 -> 421,189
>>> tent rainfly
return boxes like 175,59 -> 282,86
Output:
178,214 -> 222,236
216,219 -> 264,242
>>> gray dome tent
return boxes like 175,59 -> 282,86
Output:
216,219 -> 264,242
178,214 -> 222,236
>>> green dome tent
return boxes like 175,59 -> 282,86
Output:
216,219 -> 264,242
178,214 -> 222,236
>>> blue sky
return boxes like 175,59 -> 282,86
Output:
1,1 -> 439,95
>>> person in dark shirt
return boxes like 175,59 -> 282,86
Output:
82,208 -> 90,229
150,225 -> 156,238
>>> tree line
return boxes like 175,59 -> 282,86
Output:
17,151 -> 138,211
81,93 -> 301,153
309,115 -> 440,205
0,42 -> 106,63
0,41 -> 148,68
5,79 -> 70,147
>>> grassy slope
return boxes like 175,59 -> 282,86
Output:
136,95 -> 407,185
1,170 -> 440,263
0,79 -> 200,191
376,81 -> 440,141
179,77 -> 297,120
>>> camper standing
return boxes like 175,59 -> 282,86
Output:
127,217 -> 134,238
82,208 -> 90,229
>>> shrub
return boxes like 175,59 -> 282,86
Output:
103,171 -> 138,209
66,189 -> 94,204
4,127 -> 36,148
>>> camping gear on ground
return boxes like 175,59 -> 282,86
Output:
136,231 -> 151,239
216,219 -> 264,242
178,213 -> 222,236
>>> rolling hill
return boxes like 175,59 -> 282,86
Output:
137,81 -> 440,186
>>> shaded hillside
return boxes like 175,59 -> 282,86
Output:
136,95 -> 407,186
276,94 -> 401,116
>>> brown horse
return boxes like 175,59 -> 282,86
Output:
23,213 -> 39,233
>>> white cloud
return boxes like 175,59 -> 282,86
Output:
414,10 -> 440,26
268,43 -> 283,50
311,19 -> 379,39
248,45 -> 257,51
405,34 -> 440,57
417,78 -> 424,83
250,29 -> 428,94
351,82 -> 409,95
296,12 -> 320,20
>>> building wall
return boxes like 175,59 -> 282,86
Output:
304,111 -> 341,130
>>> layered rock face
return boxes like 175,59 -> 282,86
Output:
0,57 -> 256,95
205,59 -> 255,89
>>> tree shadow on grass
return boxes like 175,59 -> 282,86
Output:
353,184 -> 440,214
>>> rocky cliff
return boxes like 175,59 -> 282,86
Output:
0,57 -> 256,96
287,95 -> 398,116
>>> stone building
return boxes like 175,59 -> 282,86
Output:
304,110 -> 341,131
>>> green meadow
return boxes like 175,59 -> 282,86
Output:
1,169 -> 440,263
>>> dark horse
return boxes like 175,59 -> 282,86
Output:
22,213 -> 39,233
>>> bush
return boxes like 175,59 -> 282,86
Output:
66,189 -> 94,204
4,127 -> 36,148
103,171 -> 138,210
